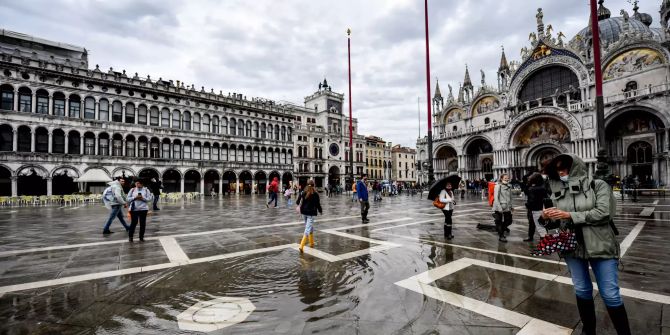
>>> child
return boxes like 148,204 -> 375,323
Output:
284,187 -> 294,206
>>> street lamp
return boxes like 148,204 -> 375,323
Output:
424,0 -> 435,185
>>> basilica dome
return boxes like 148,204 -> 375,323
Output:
571,16 -> 663,48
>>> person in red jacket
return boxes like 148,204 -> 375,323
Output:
266,177 -> 279,208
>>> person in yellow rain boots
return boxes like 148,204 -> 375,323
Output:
296,180 -> 323,253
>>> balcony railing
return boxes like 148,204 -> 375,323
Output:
604,83 -> 670,104
434,120 -> 507,140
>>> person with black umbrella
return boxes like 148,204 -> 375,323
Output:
439,182 -> 456,239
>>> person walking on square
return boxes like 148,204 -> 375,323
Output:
149,178 -> 162,211
523,173 -> 547,242
439,182 -> 456,239
357,174 -> 370,223
458,179 -> 466,199
127,179 -> 153,242
284,187 -> 294,207
351,179 -> 358,202
543,154 -> 630,335
102,177 -> 129,235
492,174 -> 513,242
297,180 -> 322,253
266,177 -> 279,208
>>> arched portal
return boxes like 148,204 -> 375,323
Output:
255,171 -> 267,194
139,168 -> 160,182
162,169 -> 181,193
435,146 -> 458,177
17,167 -> 47,195
328,166 -> 340,188
204,170 -> 220,195
0,166 -> 10,196
223,171 -> 236,194
184,170 -> 201,193
239,171 -> 253,195
52,167 -> 79,195
282,172 -> 293,190
464,138 -> 494,181
606,109 -> 665,183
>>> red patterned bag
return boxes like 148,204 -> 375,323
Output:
531,230 -> 577,257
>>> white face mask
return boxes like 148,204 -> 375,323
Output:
541,174 -> 548,180
559,175 -> 569,182
502,180 -> 509,185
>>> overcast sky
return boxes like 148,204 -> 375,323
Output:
0,0 -> 658,147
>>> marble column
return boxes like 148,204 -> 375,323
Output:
180,177 -> 185,193
80,136 -> 84,155
30,130 -> 35,152
48,132 -> 52,153
12,89 -> 18,111
46,178 -> 52,196
236,177 -> 240,194
64,98 -> 69,117
218,177 -> 223,194
47,95 -> 53,115
200,177 -> 205,195
64,135 -> 69,154
94,136 -> 99,156
94,101 -> 99,120
11,176 -> 17,197
12,130 -> 17,152
31,93 -> 36,114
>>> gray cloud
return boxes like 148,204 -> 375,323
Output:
0,0 -> 657,147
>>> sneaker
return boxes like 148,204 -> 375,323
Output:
523,237 -> 534,242
447,235 -> 454,240
103,230 -> 113,234
499,236 -> 507,242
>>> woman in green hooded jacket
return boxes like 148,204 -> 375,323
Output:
543,154 -> 630,335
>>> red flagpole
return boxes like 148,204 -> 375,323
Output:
347,29 -> 354,185
424,0 -> 434,184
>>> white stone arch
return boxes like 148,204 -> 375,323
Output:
17,165 -> 50,178
462,134 -> 495,154
0,163 -> 15,177
51,165 -> 81,178
601,41 -> 670,74
111,166 -> 136,178
504,107 -> 583,150
83,165 -> 112,176
605,103 -> 669,130
522,142 -> 568,168
508,55 -> 589,107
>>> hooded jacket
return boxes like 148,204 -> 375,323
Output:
103,180 -> 127,208
268,177 -> 279,193
545,154 -> 619,259
492,182 -> 513,212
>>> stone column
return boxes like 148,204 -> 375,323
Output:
200,177 -> 205,195
236,177 -> 240,194
48,131 -> 52,153
64,135 -> 69,154
121,106 -> 126,123
218,176 -> 223,194
64,98 -> 69,117
48,95 -> 53,115
94,101 -> 99,120
12,89 -> 18,111
30,130 -> 35,152
180,177 -> 185,193
46,178 -> 52,196
80,136 -> 84,155
12,130 -> 17,151
94,136 -> 99,156
122,139 -> 126,157
31,93 -> 36,114
11,176 -> 17,197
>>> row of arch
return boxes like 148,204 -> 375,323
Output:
0,164 -> 295,196
0,84 -> 292,141
0,124 -> 293,164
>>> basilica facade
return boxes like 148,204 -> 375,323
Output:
0,29 -> 364,197
418,1 -> 670,187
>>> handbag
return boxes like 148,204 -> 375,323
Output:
531,230 -> 577,256
433,197 -> 446,209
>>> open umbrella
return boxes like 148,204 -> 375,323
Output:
427,174 -> 462,201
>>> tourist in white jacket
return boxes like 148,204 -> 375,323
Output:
439,183 -> 456,240
101,178 -> 129,235
127,179 -> 154,242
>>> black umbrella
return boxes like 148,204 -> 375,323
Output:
427,174 -> 462,200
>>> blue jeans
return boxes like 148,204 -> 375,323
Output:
267,192 -> 277,207
303,215 -> 315,235
153,195 -> 160,210
103,205 -> 129,232
565,256 -> 623,307
352,192 -> 358,201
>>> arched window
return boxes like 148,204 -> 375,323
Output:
162,139 -> 171,158
17,126 -> 31,152
161,108 -> 170,128
98,99 -> 109,121
53,92 -> 65,116
193,142 -> 201,160
627,141 -> 653,164
84,97 -> 95,119
0,125 -> 12,151
138,136 -> 148,157
203,143 -> 211,160
0,84 -> 13,110
261,123 -> 267,139
212,116 -> 219,133
484,117 -> 490,124
183,140 -> 192,159
193,113 -> 201,131
68,131 -> 80,154
221,118 -> 228,135
173,140 -> 181,159
98,133 -> 110,156
238,119 -> 244,137
253,122 -> 259,138
149,106 -> 159,126
212,143 -> 220,160
138,105 -> 148,125
245,121 -> 251,137
172,110 -> 181,129
230,118 -> 237,135
281,126 -> 286,141
18,87 -> 32,113
69,95 -> 81,118
112,134 -> 123,156
126,135 -> 136,157
84,132 -> 95,155
183,111 -> 191,130
518,66 -> 580,104
111,100 -> 122,122
36,89 -> 49,114
267,123 -> 273,139
203,114 -> 211,132
453,125 -> 457,131
35,128 -> 48,153
624,81 -> 638,92
52,129 -> 65,153
125,102 -> 135,124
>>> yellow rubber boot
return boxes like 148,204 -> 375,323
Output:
299,235 -> 308,253
308,233 -> 314,248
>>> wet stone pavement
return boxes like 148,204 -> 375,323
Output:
0,192 -> 669,334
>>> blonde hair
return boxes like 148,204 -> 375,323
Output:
305,180 -> 316,199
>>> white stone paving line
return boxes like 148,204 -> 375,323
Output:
159,237 -> 190,264
619,221 -> 645,257
639,207 -> 655,216
370,214 -> 479,232
0,212 -> 402,258
394,260 -> 572,334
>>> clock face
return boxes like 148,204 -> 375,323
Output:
329,143 -> 340,156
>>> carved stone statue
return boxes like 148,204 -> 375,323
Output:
448,84 -> 453,97
536,8 -> 543,26
521,46 -> 529,58
480,69 -> 486,86
545,24 -> 553,39
557,31 -> 566,46
529,32 -> 537,44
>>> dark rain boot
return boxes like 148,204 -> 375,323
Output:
576,297 -> 596,335
606,304 -> 631,335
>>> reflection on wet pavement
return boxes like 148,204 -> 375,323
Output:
0,193 -> 668,334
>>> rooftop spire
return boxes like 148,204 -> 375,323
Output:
463,65 -> 472,88
499,46 -> 509,72
434,79 -> 443,99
